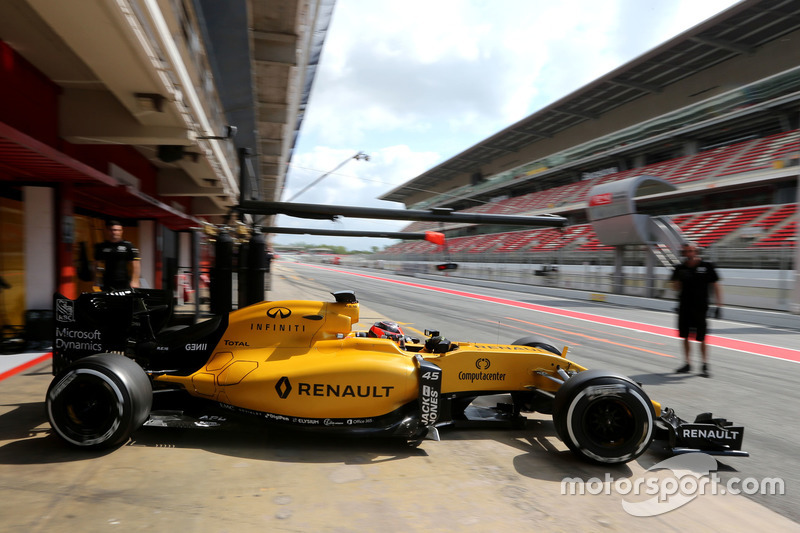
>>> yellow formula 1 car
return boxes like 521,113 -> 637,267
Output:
47,289 -> 747,464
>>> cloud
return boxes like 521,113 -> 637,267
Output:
276,145 -> 440,247
278,0 -> 740,249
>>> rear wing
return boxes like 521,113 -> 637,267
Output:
52,289 -> 172,374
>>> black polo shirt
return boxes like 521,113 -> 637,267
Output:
671,260 -> 720,309
95,240 -> 139,290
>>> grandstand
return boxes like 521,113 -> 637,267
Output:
380,203 -> 794,254
376,0 -> 800,275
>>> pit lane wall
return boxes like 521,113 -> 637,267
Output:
318,257 -> 800,330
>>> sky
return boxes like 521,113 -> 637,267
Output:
275,0 -> 742,250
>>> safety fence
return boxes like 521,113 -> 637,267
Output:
296,247 -> 798,313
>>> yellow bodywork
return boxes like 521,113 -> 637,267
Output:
154,298 -> 660,419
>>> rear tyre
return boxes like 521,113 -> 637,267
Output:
552,369 -> 654,464
46,354 -> 152,449
512,335 -> 561,355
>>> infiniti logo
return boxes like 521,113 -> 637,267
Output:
267,307 -> 292,319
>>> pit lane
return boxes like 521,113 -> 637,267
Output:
1,261 -> 797,531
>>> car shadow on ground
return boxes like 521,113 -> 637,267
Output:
1,394 -> 739,478
627,372 -> 694,386
128,425 -> 430,465
0,402 -> 739,486
1,427 -> 430,467
0,400 -> 121,464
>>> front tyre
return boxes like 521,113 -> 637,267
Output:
553,369 -> 654,464
512,335 -> 561,355
46,354 -> 152,449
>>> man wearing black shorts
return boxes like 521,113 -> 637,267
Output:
670,243 -> 722,377
94,220 -> 141,291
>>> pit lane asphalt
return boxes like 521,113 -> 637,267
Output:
1,262 -> 798,532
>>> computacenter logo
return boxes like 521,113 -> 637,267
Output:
475,357 -> 491,370
561,453 -> 784,517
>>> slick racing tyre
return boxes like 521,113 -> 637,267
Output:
512,335 -> 561,356
46,354 -> 152,449
552,369 -> 655,464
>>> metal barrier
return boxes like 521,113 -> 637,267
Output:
324,247 -> 797,313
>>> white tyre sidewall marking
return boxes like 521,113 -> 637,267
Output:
48,368 -> 125,447
565,384 -> 653,463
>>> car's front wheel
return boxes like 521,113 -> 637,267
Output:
552,369 -> 654,464
512,335 -> 561,355
46,354 -> 152,449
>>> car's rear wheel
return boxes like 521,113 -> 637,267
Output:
46,354 -> 152,449
552,369 -> 654,464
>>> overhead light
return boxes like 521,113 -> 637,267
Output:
157,145 -> 185,162
197,125 -> 237,140
134,92 -> 166,113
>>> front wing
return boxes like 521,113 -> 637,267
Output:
655,408 -> 748,457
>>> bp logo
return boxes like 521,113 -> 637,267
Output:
475,358 -> 491,370
267,307 -> 292,319
275,376 -> 292,398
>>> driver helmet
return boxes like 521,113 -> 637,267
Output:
367,321 -> 404,341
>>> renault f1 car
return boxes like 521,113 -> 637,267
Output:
47,289 -> 747,464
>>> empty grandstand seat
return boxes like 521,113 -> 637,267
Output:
464,233 -> 507,253
494,229 -> 542,252
753,221 -> 797,248
718,130 -> 800,177
668,143 -> 749,183
576,230 -> 614,252
635,157 -> 686,183
679,206 -> 770,247
751,203 -> 797,230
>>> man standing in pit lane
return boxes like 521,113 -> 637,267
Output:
671,242 -> 722,378
94,220 -> 141,291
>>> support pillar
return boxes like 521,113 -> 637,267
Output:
791,170 -> 800,313
211,229 -> 233,315
645,246 -> 656,298
55,183 -> 77,298
613,246 -> 625,295
24,186 -> 56,307
245,230 -> 267,306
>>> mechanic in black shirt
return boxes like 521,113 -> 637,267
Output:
670,242 -> 722,378
94,220 -> 141,291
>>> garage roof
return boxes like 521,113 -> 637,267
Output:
0,122 -> 199,229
